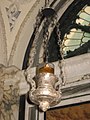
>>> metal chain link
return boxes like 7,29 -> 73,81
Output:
27,10 -> 43,93
28,9 -> 43,67
56,23 -> 66,86
45,0 -> 50,7
42,0 -> 57,63
42,13 -> 57,63
43,18 -> 50,63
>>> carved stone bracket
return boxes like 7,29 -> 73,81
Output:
0,65 -> 29,120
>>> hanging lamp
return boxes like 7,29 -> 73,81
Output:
29,2 -> 62,112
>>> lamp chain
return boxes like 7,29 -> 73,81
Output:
45,0 -> 50,7
42,13 -> 57,63
28,9 -> 43,67
56,23 -> 66,85
43,18 -> 50,63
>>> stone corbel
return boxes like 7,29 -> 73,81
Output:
0,65 -> 29,120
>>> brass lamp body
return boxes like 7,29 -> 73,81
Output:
29,64 -> 61,111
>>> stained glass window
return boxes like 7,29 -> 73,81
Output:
63,5 -> 90,57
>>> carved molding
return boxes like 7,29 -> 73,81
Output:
6,3 -> 21,31
8,0 -> 42,66
0,65 -> 29,120
0,10 -> 7,65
